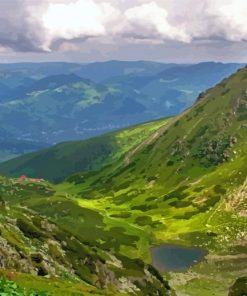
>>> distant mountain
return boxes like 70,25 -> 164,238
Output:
0,62 -> 81,83
0,60 -> 170,88
0,82 -> 10,101
106,62 -> 244,116
0,139 -> 49,162
0,61 -> 243,145
0,73 -> 85,102
0,73 -> 153,143
157,62 -> 242,86
26,73 -> 83,91
75,60 -> 176,82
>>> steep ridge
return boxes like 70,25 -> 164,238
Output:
59,65 -> 247,295
0,118 -> 170,183
67,65 -> 247,196
0,66 -> 247,295
124,108 -> 190,165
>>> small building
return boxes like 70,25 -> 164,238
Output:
19,175 -> 28,181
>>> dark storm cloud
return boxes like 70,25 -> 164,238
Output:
0,0 -> 46,52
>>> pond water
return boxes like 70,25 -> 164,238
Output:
151,244 -> 207,272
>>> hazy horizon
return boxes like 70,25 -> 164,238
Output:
0,0 -> 247,63
0,59 -> 245,65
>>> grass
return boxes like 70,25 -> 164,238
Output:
0,176 -> 172,295
0,118 -> 170,183
57,66 -> 247,294
0,270 -> 108,296
0,66 -> 247,295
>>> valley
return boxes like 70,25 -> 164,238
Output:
0,61 -> 243,162
0,65 -> 246,295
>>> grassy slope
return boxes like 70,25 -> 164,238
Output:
0,176 -> 173,296
0,118 -> 170,183
58,66 -> 247,295
1,66 -> 247,295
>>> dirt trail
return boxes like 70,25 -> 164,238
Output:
124,108 -> 191,166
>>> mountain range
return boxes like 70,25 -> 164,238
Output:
0,64 -> 246,295
0,61 -> 243,162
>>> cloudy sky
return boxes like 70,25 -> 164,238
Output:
0,0 -> 247,63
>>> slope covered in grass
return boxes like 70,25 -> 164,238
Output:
0,176 -> 173,296
1,66 -> 247,295
58,65 -> 247,295
0,118 -> 170,183
64,65 -> 247,199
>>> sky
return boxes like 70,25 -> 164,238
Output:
0,0 -> 247,63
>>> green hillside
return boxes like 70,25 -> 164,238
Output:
0,66 -> 247,295
0,176 -> 173,296
58,65 -> 247,295
0,118 -> 170,183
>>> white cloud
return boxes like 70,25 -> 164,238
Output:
119,0 -> 247,43
123,2 -> 189,42
40,0 -> 247,49
0,46 -> 8,53
42,0 -> 119,49
162,0 -> 247,42
208,0 -> 247,41
0,0 -> 247,53
0,0 -> 46,52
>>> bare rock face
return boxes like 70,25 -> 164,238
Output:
0,236 -> 34,274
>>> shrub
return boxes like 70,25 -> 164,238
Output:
166,160 -> 174,166
214,185 -> 227,195
229,277 -> 247,296
135,216 -> 153,226
194,136 -> 237,166
17,217 -> 44,239
0,277 -> 52,295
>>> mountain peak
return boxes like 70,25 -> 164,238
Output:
29,73 -> 85,91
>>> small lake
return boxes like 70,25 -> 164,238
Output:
151,244 -> 207,272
